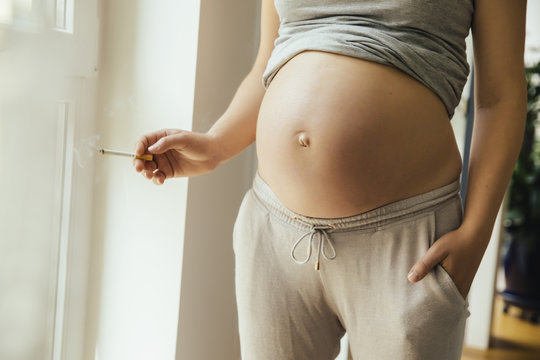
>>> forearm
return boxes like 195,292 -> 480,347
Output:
461,99 -> 526,246
207,70 -> 266,165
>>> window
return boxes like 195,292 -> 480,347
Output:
0,1 -> 96,358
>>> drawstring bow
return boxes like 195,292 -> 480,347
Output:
290,219 -> 337,270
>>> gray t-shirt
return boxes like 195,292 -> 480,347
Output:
262,0 -> 474,118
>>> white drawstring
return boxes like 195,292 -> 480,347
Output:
291,221 -> 336,270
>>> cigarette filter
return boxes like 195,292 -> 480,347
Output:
99,148 -> 153,161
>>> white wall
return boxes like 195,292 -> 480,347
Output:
86,1 -> 259,359
175,0 -> 259,359
86,1 -> 199,359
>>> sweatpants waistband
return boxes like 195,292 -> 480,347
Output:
251,172 -> 462,232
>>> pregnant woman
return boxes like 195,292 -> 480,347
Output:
134,1 -> 527,358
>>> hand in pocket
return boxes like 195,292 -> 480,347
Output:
407,226 -> 489,299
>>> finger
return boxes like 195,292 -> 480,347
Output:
148,133 -> 189,154
143,160 -> 157,173
135,141 -> 146,156
407,242 -> 447,283
143,170 -> 154,180
133,158 -> 145,172
135,129 -> 177,155
150,152 -> 174,180
152,170 -> 166,185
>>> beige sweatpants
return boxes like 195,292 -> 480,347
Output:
233,173 -> 470,360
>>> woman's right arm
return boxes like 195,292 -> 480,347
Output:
134,0 -> 280,184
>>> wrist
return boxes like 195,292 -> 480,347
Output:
205,131 -> 229,168
459,218 -> 493,248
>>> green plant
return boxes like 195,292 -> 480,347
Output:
505,61 -> 540,252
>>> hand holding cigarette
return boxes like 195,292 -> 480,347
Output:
132,128 -> 222,185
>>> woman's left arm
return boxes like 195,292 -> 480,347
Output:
408,0 -> 528,298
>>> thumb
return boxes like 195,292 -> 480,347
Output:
407,242 -> 446,283
148,133 -> 189,154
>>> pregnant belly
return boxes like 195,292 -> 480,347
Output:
256,50 -> 463,218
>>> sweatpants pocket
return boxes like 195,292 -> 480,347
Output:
429,195 -> 470,311
434,264 -> 470,310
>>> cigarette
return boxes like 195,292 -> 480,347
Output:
99,148 -> 153,161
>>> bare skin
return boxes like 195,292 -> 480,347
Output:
256,50 -> 462,218
133,0 -> 527,300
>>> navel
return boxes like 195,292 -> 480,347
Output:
297,132 -> 310,147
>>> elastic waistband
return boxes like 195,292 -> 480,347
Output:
251,172 -> 461,232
